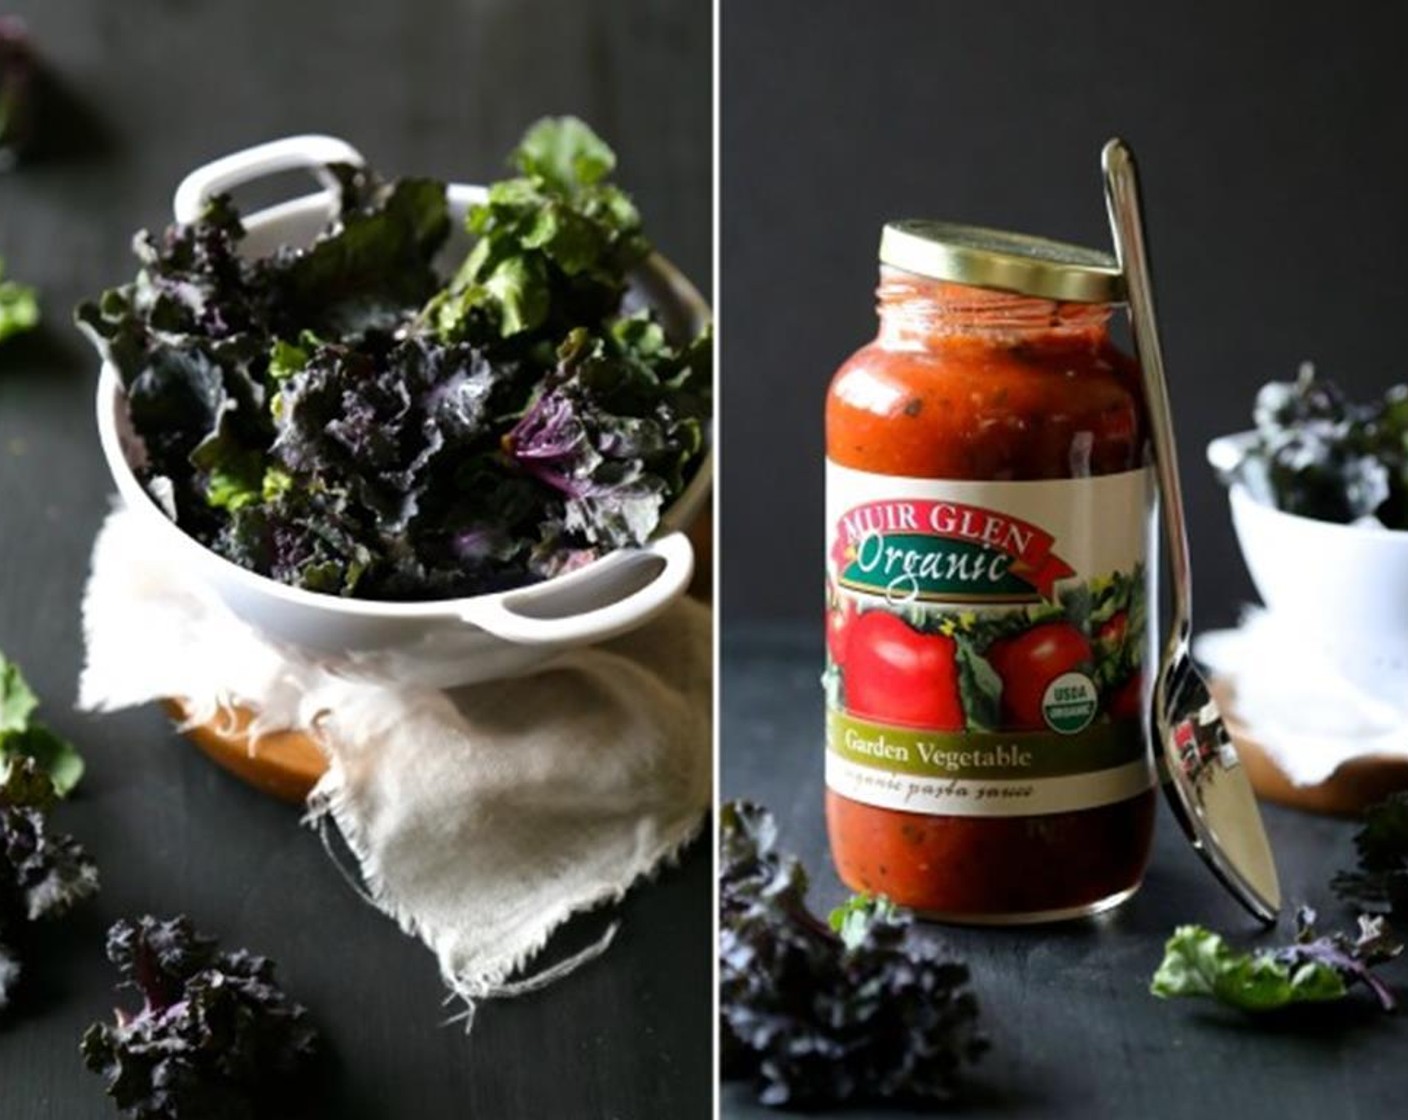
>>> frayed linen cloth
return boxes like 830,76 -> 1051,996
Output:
1194,608 -> 1408,786
78,508 -> 711,1014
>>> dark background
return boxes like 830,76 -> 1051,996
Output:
0,2 -> 710,1118
721,0 -> 1408,626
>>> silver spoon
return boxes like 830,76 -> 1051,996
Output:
1101,138 -> 1281,924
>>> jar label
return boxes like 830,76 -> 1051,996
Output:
824,461 -> 1156,818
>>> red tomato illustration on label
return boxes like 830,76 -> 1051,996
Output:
985,622 -> 1093,731
843,611 -> 964,730
826,599 -> 856,668
1095,610 -> 1128,649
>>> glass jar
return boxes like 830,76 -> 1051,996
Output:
823,221 -> 1157,923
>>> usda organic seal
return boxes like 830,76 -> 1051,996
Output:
1042,672 -> 1098,734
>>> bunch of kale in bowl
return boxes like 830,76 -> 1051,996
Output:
77,118 -> 710,601
1227,363 -> 1408,530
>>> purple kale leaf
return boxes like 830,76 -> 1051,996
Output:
1334,791 -> 1408,921
1226,363 -> 1408,529
0,758 -> 99,1012
82,915 -> 318,1120
719,801 -> 986,1109
271,166 -> 449,338
0,17 -> 37,166
506,322 -> 708,563
1275,906 -> 1402,1012
215,484 -> 376,596
256,333 -> 556,597
272,335 -> 521,529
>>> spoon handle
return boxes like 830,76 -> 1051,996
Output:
1102,138 -> 1193,640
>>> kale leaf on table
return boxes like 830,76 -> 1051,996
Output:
82,915 -> 319,1120
0,253 -> 38,344
75,117 -> 709,601
0,17 -> 35,166
1151,905 -> 1402,1013
1333,791 -> 1408,920
1222,363 -> 1408,528
0,649 -> 84,796
719,800 -> 987,1109
0,757 -> 99,1012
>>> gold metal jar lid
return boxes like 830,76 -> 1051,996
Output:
879,220 -> 1125,304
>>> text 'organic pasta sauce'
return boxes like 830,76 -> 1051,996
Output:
824,221 -> 1157,923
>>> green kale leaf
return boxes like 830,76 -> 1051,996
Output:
426,116 -> 651,342
0,650 -> 83,796
0,254 -> 38,343
826,892 -> 900,949
1151,906 -> 1401,1013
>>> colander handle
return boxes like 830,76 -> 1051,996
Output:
172,135 -> 367,224
458,532 -> 696,647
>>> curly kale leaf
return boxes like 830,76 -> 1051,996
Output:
719,800 -> 986,1109
273,336 -> 524,529
239,334 -> 549,597
0,253 -> 38,343
1333,792 -> 1408,920
216,486 -> 376,597
1,760 -> 97,922
0,758 -> 99,1012
0,650 -> 83,796
1151,906 -> 1402,1013
426,116 -> 651,342
82,915 -> 318,1120
1225,363 -> 1408,528
75,197 -> 277,532
272,166 -> 450,338
506,321 -> 708,558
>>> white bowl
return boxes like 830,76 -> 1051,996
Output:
1208,431 -> 1408,705
95,136 -> 712,687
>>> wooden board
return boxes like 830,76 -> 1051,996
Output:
1211,680 -> 1408,816
165,699 -> 326,804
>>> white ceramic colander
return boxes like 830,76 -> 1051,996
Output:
95,135 -> 712,686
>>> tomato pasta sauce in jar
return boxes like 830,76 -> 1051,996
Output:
824,221 -> 1157,922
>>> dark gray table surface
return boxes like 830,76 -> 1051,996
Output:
721,626 -> 1407,1120
0,2 -> 711,1118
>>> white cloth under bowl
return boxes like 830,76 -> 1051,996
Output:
78,508 -> 711,1016
1195,607 -> 1408,786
